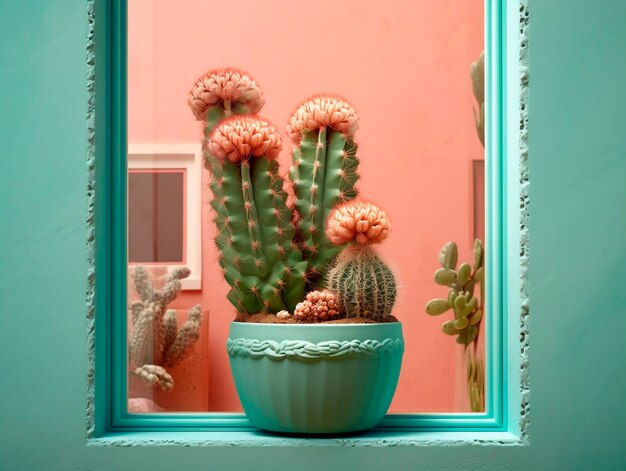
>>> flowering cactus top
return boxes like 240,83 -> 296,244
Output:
207,115 -> 282,163
326,200 -> 390,245
188,68 -> 264,121
287,95 -> 359,144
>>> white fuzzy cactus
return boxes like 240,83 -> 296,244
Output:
129,266 -> 204,391
133,364 -> 174,392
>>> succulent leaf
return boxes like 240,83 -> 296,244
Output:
457,262 -> 471,286
438,241 -> 458,270
465,279 -> 475,299
442,320 -> 459,335
469,296 -> 479,309
454,294 -> 467,311
468,309 -> 483,326
454,317 -> 469,330
435,268 -> 457,286
425,298 -> 451,316
456,329 -> 470,345
448,290 -> 458,307
474,239 -> 483,269
461,304 -> 474,318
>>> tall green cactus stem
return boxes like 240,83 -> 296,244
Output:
207,116 -> 307,313
325,200 -> 396,320
287,96 -> 360,285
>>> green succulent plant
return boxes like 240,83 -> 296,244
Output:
422,51 -> 487,413
425,239 -> 484,345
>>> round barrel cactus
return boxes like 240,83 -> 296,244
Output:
325,200 -> 397,321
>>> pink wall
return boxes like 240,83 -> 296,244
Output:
128,0 -> 484,412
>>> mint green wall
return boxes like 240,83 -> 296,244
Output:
1,1 -> 625,469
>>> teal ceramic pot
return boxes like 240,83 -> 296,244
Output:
227,321 -> 404,434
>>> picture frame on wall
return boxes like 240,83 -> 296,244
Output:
127,144 -> 202,290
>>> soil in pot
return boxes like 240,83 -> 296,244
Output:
234,312 -> 400,324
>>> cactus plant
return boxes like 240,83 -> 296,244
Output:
325,200 -> 397,321
188,70 -> 402,325
293,290 -> 341,323
470,52 -> 485,146
424,240 -> 484,345
206,115 -> 307,313
129,266 -> 204,391
287,95 -> 361,286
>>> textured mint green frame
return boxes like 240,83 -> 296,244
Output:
8,0 -> 626,467
94,0 -> 518,439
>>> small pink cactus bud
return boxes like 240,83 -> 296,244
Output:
208,116 -> 282,163
276,310 -> 291,320
293,290 -> 341,322
287,95 -> 359,145
188,67 -> 264,121
326,200 -> 390,246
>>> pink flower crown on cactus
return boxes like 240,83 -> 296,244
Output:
326,199 -> 390,246
287,95 -> 359,145
207,115 -> 282,163
188,67 -> 265,121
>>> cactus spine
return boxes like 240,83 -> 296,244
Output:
207,116 -> 307,313
325,200 -> 396,320
287,96 -> 360,285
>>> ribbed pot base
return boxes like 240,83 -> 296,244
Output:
227,322 -> 404,434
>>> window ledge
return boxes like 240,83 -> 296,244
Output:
88,430 -> 522,448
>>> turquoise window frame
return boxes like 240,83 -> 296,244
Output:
94,0 -> 520,441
